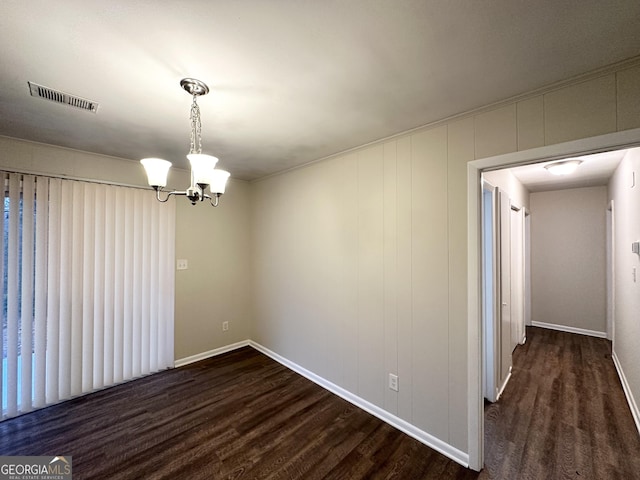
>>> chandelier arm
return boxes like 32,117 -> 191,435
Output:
154,187 -> 202,203
207,193 -> 221,207
153,187 -> 175,203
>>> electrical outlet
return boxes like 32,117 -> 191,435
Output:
389,373 -> 399,392
222,321 -> 229,332
176,259 -> 188,270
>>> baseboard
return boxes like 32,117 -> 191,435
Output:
496,367 -> 512,401
248,340 -> 469,469
531,321 -> 607,339
612,350 -> 640,437
174,340 -> 250,368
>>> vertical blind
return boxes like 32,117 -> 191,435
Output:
1,172 -> 175,420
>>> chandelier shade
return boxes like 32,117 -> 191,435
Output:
140,78 -> 230,206
140,158 -> 172,187
208,169 -> 231,194
187,153 -> 219,185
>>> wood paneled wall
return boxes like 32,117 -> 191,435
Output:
251,61 -> 640,455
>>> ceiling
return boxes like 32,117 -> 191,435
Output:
1,1 -> 640,181
507,148 -> 631,193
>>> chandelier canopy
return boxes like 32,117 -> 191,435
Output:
140,78 -> 230,206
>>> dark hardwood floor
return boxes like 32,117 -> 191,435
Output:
1,327 -> 638,479
482,326 -> 640,479
0,347 -> 477,480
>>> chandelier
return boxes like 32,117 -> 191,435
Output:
140,78 -> 230,206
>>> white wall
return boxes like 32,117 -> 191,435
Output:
252,127 -> 464,448
0,135 -> 253,362
174,178 -> 251,360
609,147 -> 640,430
530,187 -> 607,333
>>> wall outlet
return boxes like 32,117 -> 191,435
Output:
176,259 -> 188,270
222,321 -> 229,332
389,373 -> 399,392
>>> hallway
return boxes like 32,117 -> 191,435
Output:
482,326 -> 640,478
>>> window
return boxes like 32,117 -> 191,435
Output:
1,172 -> 175,419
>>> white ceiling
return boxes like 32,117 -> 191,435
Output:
508,148 -> 631,193
1,1 -> 640,181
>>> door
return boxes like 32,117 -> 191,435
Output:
498,190 -> 512,395
525,211 -> 531,330
482,182 -> 499,402
482,186 -> 514,401
510,207 -> 525,347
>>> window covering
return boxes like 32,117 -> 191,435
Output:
1,171 -> 175,419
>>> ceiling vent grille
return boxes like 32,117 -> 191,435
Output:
28,81 -> 99,113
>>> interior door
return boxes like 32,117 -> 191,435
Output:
510,207 -> 525,347
498,190 -> 512,391
525,211 -> 531,329
482,182 -> 499,402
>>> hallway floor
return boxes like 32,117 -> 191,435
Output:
482,326 -> 640,479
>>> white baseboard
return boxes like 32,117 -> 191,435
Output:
174,340 -> 250,368
531,321 -> 607,339
612,350 -> 640,436
249,340 -> 469,468
496,367 -> 512,401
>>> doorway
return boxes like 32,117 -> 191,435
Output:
466,127 -> 640,471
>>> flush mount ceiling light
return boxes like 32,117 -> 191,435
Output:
544,159 -> 582,176
140,78 -> 230,206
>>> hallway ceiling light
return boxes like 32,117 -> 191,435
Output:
140,78 -> 230,206
544,159 -> 582,176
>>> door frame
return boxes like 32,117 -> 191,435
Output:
606,201 -> 615,342
466,127 -> 640,471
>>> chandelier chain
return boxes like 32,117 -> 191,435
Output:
189,94 -> 203,154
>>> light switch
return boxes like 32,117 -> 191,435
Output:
177,259 -> 188,270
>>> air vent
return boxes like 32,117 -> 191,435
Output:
28,81 -> 99,113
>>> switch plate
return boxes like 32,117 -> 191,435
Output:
177,259 -> 188,270
222,321 -> 229,331
389,373 -> 399,392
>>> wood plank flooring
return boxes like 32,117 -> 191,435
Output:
1,327 -> 638,479
0,347 -> 476,480
482,326 -> 640,479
